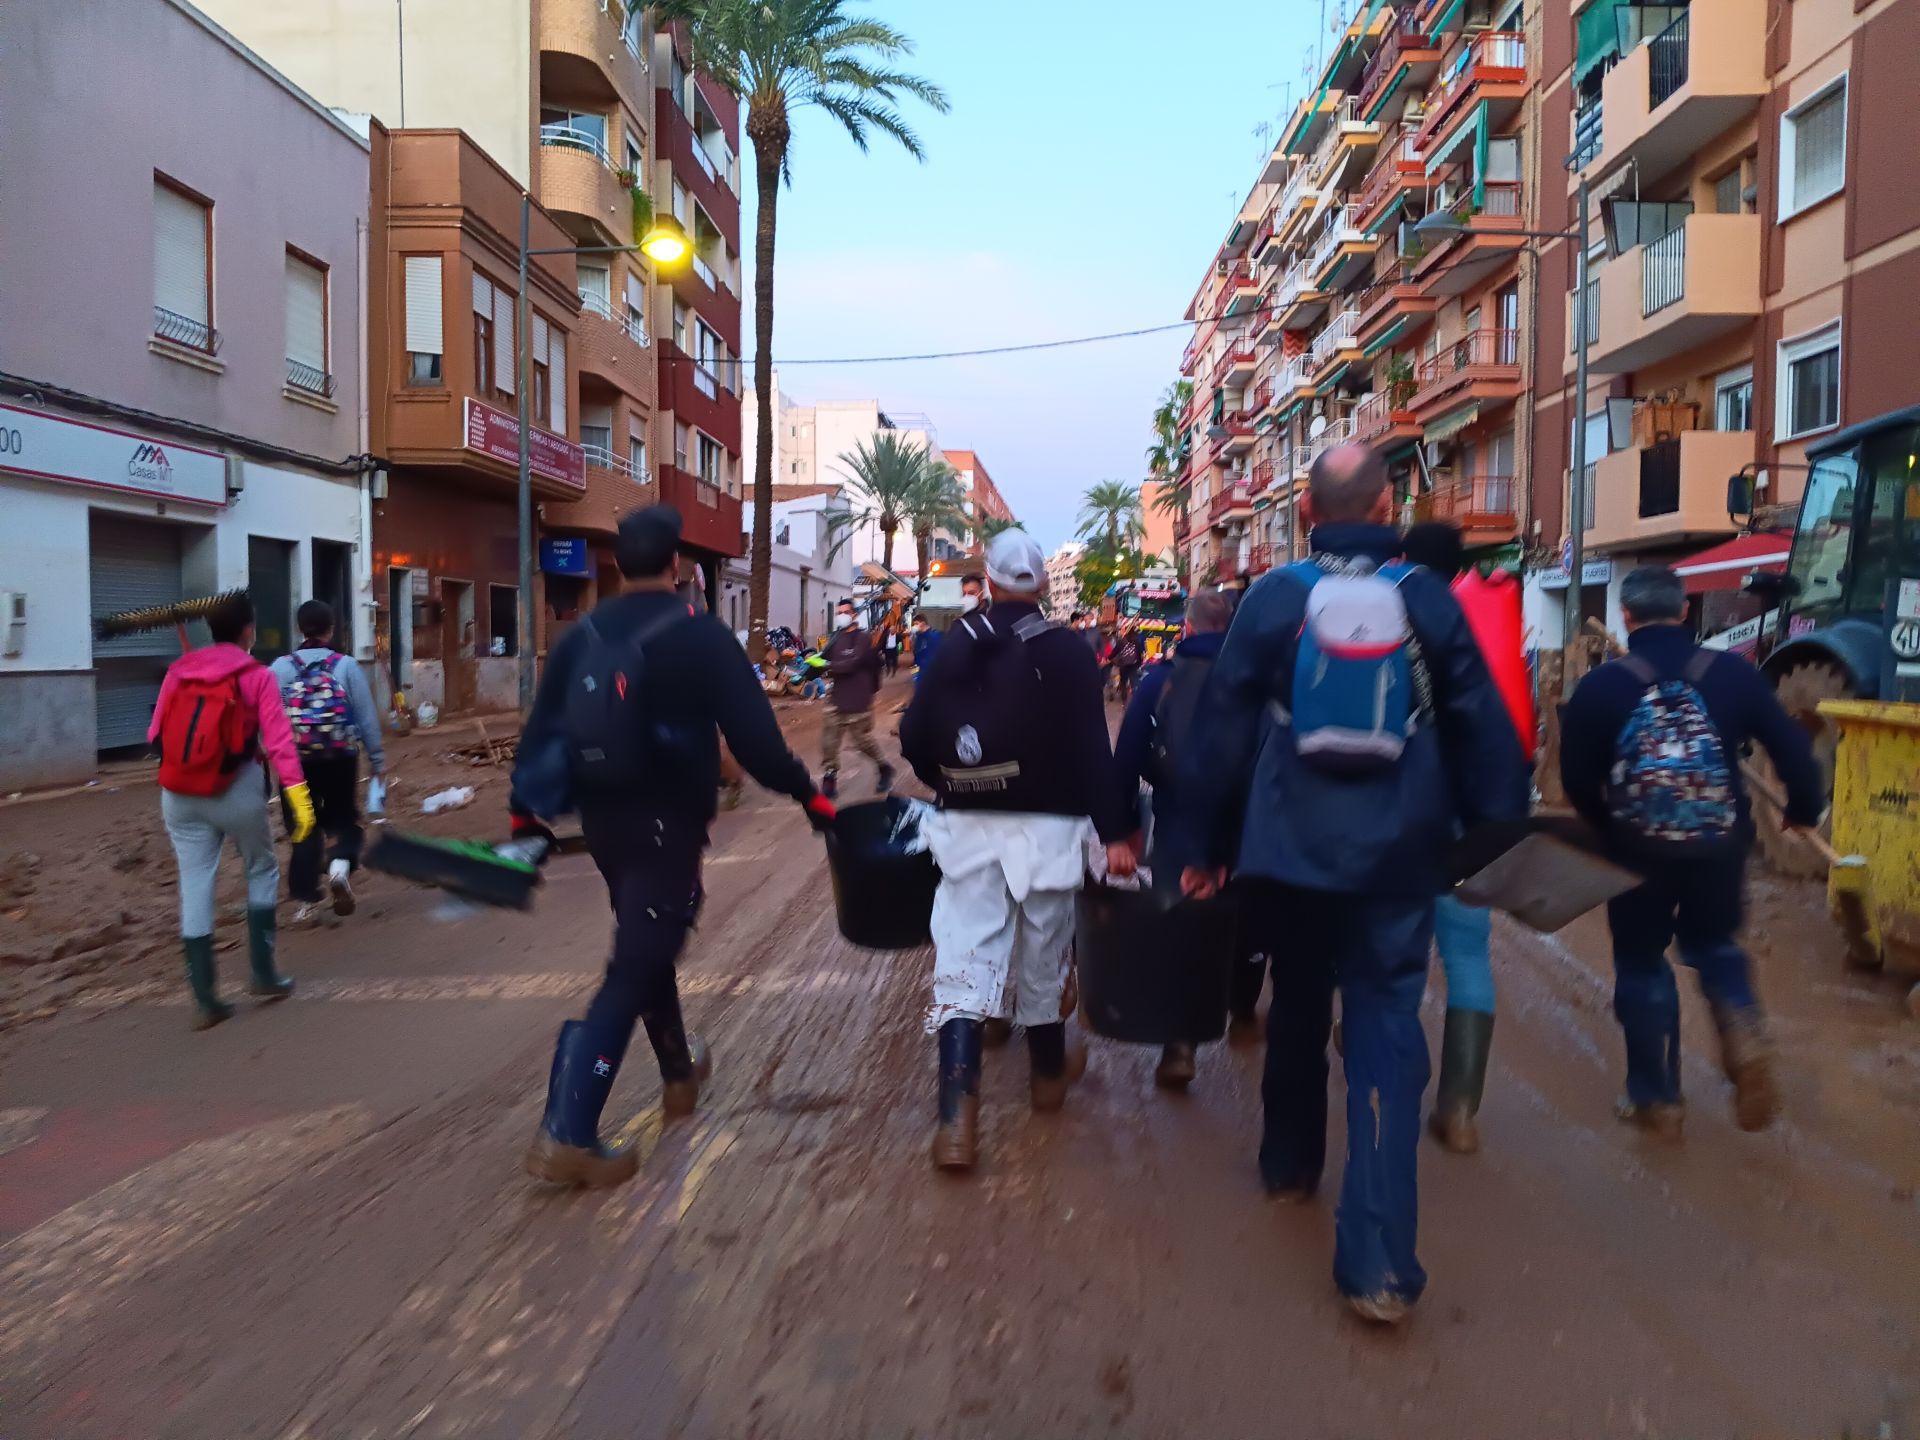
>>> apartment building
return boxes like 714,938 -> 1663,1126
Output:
367,126 -> 587,714
1175,0 -> 1532,593
720,483 -> 860,642
1046,541 -> 1088,621
0,0 -> 372,788
943,451 -> 1015,547
195,0 -> 748,593
1532,0 -> 1920,643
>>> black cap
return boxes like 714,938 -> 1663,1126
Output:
615,504 -> 683,578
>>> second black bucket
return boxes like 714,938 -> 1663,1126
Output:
825,798 -> 939,950
1075,883 -> 1237,1045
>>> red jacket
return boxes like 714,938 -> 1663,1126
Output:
1451,568 -> 1536,761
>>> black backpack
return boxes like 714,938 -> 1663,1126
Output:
564,606 -> 691,792
1150,652 -> 1213,787
932,611 -> 1053,797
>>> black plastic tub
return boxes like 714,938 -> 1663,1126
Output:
825,798 -> 939,950
1075,883 -> 1238,1044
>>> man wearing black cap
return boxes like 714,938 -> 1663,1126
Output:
513,504 -> 834,1188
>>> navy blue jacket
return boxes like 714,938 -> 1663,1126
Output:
911,626 -> 942,673
1559,622 -> 1825,859
1182,523 -> 1530,897
1113,630 -> 1225,874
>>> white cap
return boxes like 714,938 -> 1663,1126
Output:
984,530 -> 1047,593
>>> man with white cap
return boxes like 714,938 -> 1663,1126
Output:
900,530 -> 1136,1171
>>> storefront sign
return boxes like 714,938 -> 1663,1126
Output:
1702,609 -> 1778,654
0,401 -> 226,506
540,537 -> 590,576
1534,558 -> 1614,591
462,399 -> 585,490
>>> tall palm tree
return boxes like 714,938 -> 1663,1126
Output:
975,515 -> 1022,545
668,0 -> 948,653
1145,379 -> 1193,489
1077,481 -> 1145,559
904,462 -> 971,584
823,430 -> 933,573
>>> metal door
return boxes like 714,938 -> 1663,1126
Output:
89,513 -> 186,749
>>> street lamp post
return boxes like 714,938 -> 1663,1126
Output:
1413,173 -> 1593,696
512,193 -> 692,714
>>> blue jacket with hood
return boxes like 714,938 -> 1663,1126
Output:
1180,523 -> 1531,897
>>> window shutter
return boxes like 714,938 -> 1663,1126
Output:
548,329 -> 567,432
403,255 -> 443,354
493,286 -> 516,395
153,182 -> 209,324
286,254 -> 327,370
531,312 -> 550,365
625,272 -> 648,340
1793,88 -> 1845,202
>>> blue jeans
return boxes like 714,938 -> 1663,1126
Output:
1605,850 -> 1756,1107
1432,893 -> 1495,1015
1259,887 -> 1433,1305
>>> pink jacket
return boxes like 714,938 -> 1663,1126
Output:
148,643 -> 306,791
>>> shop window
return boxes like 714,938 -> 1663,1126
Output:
488,584 -> 519,657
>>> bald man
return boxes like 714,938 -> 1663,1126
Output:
1179,443 -> 1528,1324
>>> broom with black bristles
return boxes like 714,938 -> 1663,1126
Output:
94,588 -> 250,652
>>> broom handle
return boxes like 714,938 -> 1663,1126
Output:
1581,621 -> 1842,866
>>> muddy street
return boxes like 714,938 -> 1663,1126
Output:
1,692 -> 1917,1439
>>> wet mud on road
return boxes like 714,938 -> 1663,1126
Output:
1,685 -> 1917,1438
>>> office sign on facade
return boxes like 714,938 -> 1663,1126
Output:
462,399 -> 585,490
540,537 -> 590,576
0,401 -> 226,506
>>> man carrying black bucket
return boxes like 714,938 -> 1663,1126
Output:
512,505 -> 834,1188
1181,444 -> 1527,1324
900,530 -> 1137,1172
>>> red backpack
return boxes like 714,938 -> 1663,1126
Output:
156,673 -> 257,796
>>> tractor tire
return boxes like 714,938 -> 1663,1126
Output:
1752,658 -> 1853,878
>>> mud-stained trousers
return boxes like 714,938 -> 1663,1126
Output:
921,810 -> 1091,1031
1257,885 -> 1433,1306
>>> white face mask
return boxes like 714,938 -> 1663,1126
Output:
836,614 -> 856,630
959,594 -> 980,614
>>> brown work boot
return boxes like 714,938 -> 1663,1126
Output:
1227,1011 -> 1264,1048
523,1130 -> 641,1189
1615,1096 -> 1686,1140
660,1035 -> 713,1120
1714,1007 -> 1780,1132
1155,1042 -> 1197,1090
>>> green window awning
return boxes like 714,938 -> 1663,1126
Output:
1424,99 -> 1485,178
1424,401 -> 1481,444
1575,0 -> 1626,84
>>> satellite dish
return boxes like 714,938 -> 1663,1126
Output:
1308,413 -> 1329,439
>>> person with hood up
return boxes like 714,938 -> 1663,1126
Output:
900,530 -> 1136,1172
149,591 -> 312,1029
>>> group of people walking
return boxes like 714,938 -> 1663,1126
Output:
151,595 -> 385,1029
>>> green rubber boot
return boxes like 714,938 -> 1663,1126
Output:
1428,1009 -> 1494,1154
183,935 -> 234,1031
246,907 -> 295,1000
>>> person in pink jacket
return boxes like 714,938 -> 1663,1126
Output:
148,592 -> 313,1029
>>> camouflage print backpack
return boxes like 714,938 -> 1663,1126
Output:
1605,652 -> 1737,843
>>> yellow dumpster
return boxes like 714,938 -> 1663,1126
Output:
1819,700 -> 1920,981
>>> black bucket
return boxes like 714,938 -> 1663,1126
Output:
1075,883 -> 1237,1044
825,798 -> 939,950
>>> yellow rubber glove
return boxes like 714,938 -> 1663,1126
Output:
284,782 -> 317,845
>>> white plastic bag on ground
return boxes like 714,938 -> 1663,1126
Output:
420,786 -> 474,815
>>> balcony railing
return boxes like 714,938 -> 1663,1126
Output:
1571,99 -> 1604,169
1573,279 -> 1600,352
540,123 -> 612,166
1301,414 -> 1359,468
1356,9 -> 1432,114
1208,485 -> 1252,523
1638,438 -> 1683,517
579,289 -> 650,347
1418,31 -> 1526,147
1479,179 -> 1522,219
1352,386 -> 1415,440
1354,139 -> 1421,217
286,359 -> 334,397
1309,96 -> 1368,178
1180,336 -> 1200,374
1649,8 -> 1691,109
1252,378 -> 1276,412
154,305 -> 219,354
1276,354 -> 1312,392
1415,327 -> 1521,392
1429,474 -> 1517,524
1215,339 -> 1257,377
1275,260 -> 1317,313
1252,460 -> 1276,492
1309,308 -> 1361,369
581,442 -> 641,479
1641,223 -> 1686,316
1309,204 -> 1363,275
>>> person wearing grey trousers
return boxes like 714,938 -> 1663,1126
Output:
149,593 -> 314,1029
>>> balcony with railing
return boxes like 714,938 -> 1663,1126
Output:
1307,204 -> 1374,290
1586,212 -> 1760,375
1587,0 -> 1765,180
1308,308 -> 1362,375
657,463 -> 743,556
1309,96 -> 1382,191
1413,180 -> 1526,297
1180,334 -> 1200,376
573,290 -> 654,401
545,446 -> 659,538
1355,8 -> 1441,123
1208,482 -> 1255,527
538,124 -> 636,246
1219,259 -> 1261,317
1351,385 -> 1420,445
1355,270 -> 1439,347
655,88 -> 742,239
1274,166 -> 1323,244
539,0 -> 651,115
1415,30 -> 1527,155
286,359 -> 335,399
1274,260 -> 1329,330
1424,473 -> 1517,532
1215,407 -> 1256,455
1216,337 -> 1259,386
1571,98 -> 1605,169
1251,459 -> 1276,494
1353,132 -> 1424,225
1409,327 -> 1521,413
154,306 -> 219,356
1275,353 -> 1315,401
1588,428 -> 1752,551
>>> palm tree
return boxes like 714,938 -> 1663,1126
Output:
823,430 -> 933,573
1077,481 -> 1145,560
1145,379 -> 1193,489
904,462 -> 971,584
668,0 -> 948,653
975,515 -> 1022,546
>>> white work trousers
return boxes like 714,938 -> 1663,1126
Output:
921,810 -> 1091,1032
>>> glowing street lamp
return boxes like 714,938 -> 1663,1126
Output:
638,216 -> 692,267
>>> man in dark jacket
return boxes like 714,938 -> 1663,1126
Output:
513,506 -> 832,1188
820,598 -> 892,800
901,530 -> 1137,1172
1559,564 -> 1823,1139
910,613 -> 940,686
1112,586 -> 1248,1085
1181,444 -> 1529,1324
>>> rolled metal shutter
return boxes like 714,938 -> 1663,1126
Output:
90,516 -> 186,749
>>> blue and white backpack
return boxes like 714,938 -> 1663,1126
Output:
1605,652 -> 1738,843
1282,557 -> 1422,776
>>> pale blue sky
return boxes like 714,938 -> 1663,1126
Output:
744,0 -> 1330,551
